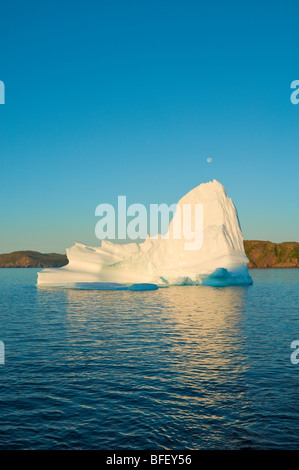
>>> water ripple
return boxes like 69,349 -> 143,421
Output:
0,268 -> 298,449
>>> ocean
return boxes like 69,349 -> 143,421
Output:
0,268 -> 298,449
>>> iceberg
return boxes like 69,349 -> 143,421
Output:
37,180 -> 253,288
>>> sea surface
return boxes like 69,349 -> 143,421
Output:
0,268 -> 298,450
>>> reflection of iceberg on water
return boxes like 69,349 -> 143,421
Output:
37,180 -> 252,288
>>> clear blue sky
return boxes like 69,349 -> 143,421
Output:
0,0 -> 298,253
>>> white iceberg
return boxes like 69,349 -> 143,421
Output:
37,180 -> 252,288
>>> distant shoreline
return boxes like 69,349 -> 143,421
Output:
0,240 -> 298,269
244,240 -> 299,269
2,266 -> 298,270
249,266 -> 298,269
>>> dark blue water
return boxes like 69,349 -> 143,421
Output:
0,268 -> 298,449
